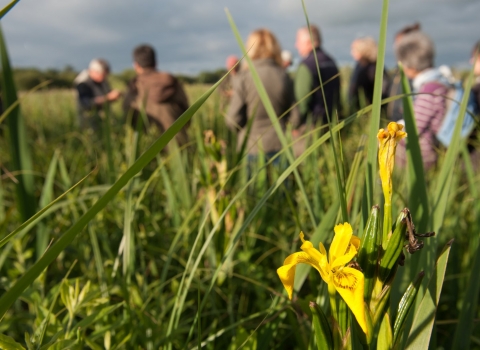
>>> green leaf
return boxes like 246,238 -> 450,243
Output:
363,0 -> 390,214
74,303 -> 124,330
225,8 -> 317,229
310,301 -> 334,350
0,0 -> 20,20
379,209 -> 408,283
399,64 -> 429,237
0,170 -> 92,249
0,333 -> 25,350
0,23 -> 36,222
451,220 -> 480,348
405,239 -> 453,349
377,312 -> 393,350
300,0 -> 348,222
393,271 -> 424,346
358,205 -> 380,301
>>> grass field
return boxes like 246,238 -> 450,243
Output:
1,1 -> 480,348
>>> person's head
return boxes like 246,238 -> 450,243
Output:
395,31 -> 435,79
281,50 -> 293,69
295,25 -> 321,58
226,55 -> 240,74
351,37 -> 378,64
471,40 -> 480,76
394,22 -> 421,45
245,28 -> 282,66
88,58 -> 110,83
133,44 -> 156,74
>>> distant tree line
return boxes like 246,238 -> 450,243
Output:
12,66 -> 229,91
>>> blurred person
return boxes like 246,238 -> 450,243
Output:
467,41 -> 480,166
226,28 -> 296,160
292,24 -> 341,156
74,58 -> 121,129
395,31 -> 448,170
281,50 -> 293,69
472,41 -> 480,111
123,44 -> 189,145
218,55 -> 240,110
388,23 -> 421,121
349,36 -> 390,113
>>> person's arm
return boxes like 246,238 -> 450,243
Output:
226,75 -> 247,131
293,63 -> 313,129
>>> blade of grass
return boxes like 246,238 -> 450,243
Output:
451,144 -> 480,350
36,149 -> 60,260
405,239 -> 453,349
0,23 -> 36,222
300,0 -> 348,222
0,0 -> 20,20
226,9 -> 317,229
363,0 -> 390,222
0,170 -> 93,248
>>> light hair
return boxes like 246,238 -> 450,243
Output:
472,40 -> 480,58
89,58 -> 110,74
395,31 -> 435,72
245,28 -> 282,66
352,37 -> 378,63
299,24 -> 322,47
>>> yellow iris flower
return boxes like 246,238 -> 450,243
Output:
277,223 -> 367,334
377,122 -> 407,207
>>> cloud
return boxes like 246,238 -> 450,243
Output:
0,0 -> 478,74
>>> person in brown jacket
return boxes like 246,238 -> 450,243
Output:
226,29 -> 296,159
123,44 -> 189,145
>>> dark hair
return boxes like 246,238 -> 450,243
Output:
472,40 -> 480,58
97,58 -> 110,74
395,22 -> 421,40
133,44 -> 156,68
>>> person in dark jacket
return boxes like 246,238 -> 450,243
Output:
349,36 -> 389,114
467,41 -> 480,165
123,44 -> 189,146
74,59 -> 121,129
471,41 -> 480,112
292,24 -> 340,156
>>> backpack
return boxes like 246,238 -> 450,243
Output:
414,66 -> 478,147
435,81 -> 477,147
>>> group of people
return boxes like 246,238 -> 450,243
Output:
75,44 -> 190,145
220,23 -> 480,169
74,24 -> 480,170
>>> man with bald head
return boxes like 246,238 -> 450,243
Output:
292,25 -> 340,144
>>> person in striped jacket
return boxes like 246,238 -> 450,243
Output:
394,31 -> 449,170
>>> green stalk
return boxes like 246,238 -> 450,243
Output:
300,0 -> 348,222
363,0 -> 389,215
0,24 -> 36,222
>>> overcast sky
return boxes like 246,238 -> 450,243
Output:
0,0 -> 478,74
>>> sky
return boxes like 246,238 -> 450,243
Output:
0,0 -> 478,75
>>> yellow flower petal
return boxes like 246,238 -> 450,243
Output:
332,267 -> 367,334
301,240 -> 329,281
277,251 -> 326,299
377,122 -> 407,207
350,236 -> 361,251
330,248 -> 356,270
330,223 -> 353,264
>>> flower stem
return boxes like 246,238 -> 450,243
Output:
382,203 -> 392,249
